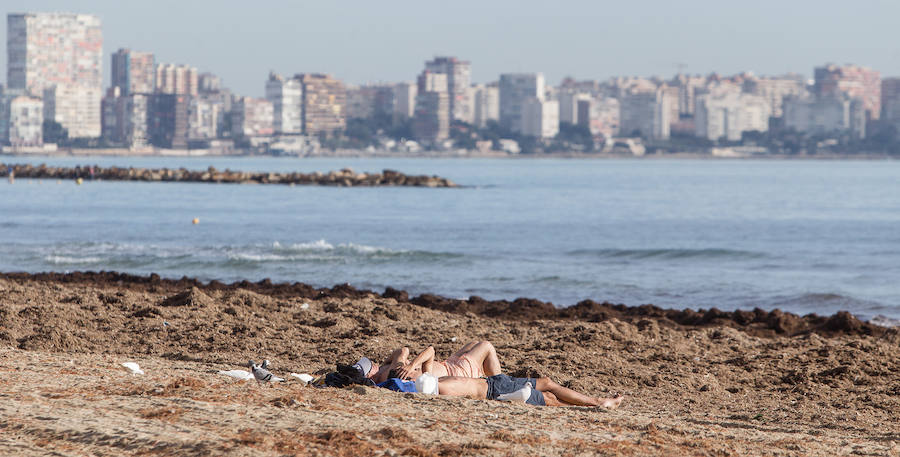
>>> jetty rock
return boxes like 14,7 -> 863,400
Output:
0,163 -> 457,188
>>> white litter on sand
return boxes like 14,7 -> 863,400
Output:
121,362 -> 144,375
300,302 -> 310,310
218,369 -> 254,381
290,373 -> 314,385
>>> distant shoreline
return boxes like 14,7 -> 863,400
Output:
1,148 -> 898,161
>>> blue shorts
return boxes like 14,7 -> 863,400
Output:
484,374 -> 546,406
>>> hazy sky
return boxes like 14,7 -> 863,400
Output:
3,0 -> 899,97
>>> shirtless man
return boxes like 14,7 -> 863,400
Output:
438,374 -> 624,408
355,341 -> 502,384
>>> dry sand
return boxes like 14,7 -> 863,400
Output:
0,272 -> 898,456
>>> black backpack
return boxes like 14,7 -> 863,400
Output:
322,364 -> 376,388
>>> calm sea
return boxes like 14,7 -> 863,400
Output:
2,156 -> 899,324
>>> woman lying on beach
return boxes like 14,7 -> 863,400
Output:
356,340 -> 502,383
438,374 -> 624,409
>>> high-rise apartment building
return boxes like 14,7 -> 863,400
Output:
0,94 -> 43,147
880,78 -> 900,126
149,93 -> 189,148
111,49 -> 155,95
8,12 -> 103,138
43,84 -> 102,138
346,84 -> 395,120
783,93 -> 866,139
669,74 -> 707,117
499,73 -> 545,133
557,90 -> 590,125
577,96 -> 620,138
101,87 -> 149,147
814,64 -> 881,120
424,56 -> 472,123
7,13 -> 102,95
472,83 -> 499,128
619,88 -> 671,140
694,92 -> 771,141
198,73 -> 222,94
265,72 -> 303,134
393,82 -> 417,121
296,73 -> 346,136
231,97 -> 274,138
521,98 -> 559,138
413,71 -> 449,142
155,64 -> 198,96
742,74 -> 806,118
188,96 -> 223,141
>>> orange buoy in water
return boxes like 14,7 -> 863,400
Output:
192,218 -> 199,224
75,178 -> 83,185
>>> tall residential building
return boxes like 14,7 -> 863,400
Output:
741,74 -> 806,118
149,93 -> 189,148
346,84 -> 395,120
155,63 -> 198,96
0,94 -> 43,147
393,82 -> 417,121
102,88 -> 149,148
783,94 -> 866,139
43,84 -> 102,138
521,98 -> 559,138
669,74 -> 707,117
7,13 -> 102,95
8,12 -> 103,138
694,92 -> 771,141
424,56 -> 472,123
619,88 -> 671,140
265,72 -> 303,134
557,90 -> 590,125
814,64 -> 881,120
577,96 -> 620,138
231,97 -> 274,138
499,73 -> 545,132
111,49 -> 155,95
880,78 -> 900,126
296,73 -> 346,135
198,73 -> 221,94
472,83 -> 499,128
188,96 -> 224,141
413,71 -> 449,142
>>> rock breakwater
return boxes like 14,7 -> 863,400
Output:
1,163 -> 457,187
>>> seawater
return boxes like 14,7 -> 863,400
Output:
2,156 -> 899,323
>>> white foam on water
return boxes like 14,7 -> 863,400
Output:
45,255 -> 103,264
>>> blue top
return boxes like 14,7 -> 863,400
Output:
377,378 -> 417,393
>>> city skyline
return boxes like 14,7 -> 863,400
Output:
3,0 -> 900,98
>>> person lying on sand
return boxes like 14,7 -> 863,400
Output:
438,374 -> 624,408
356,340 -> 502,383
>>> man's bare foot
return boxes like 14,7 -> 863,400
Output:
595,395 -> 624,409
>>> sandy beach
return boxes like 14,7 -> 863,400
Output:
1,272 -> 898,456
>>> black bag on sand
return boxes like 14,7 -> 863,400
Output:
319,364 -> 376,388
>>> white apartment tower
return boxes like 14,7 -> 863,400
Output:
413,71 -> 450,142
472,84 -> 499,128
619,89 -> 671,140
0,94 -> 43,147
521,98 -> 560,138
393,82 -> 417,120
7,12 -> 103,138
7,13 -> 102,94
424,56 -> 472,123
44,84 -> 102,138
694,92 -> 771,141
155,64 -> 198,96
265,72 -> 303,134
499,73 -> 545,133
